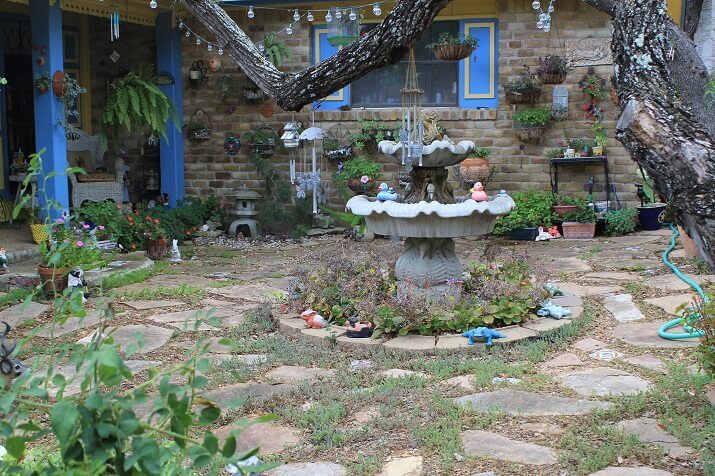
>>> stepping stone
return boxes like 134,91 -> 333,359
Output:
604,294 -> 645,323
266,462 -> 347,476
573,338 -> 609,352
279,317 -> 306,333
204,382 -> 292,405
175,336 -> 230,354
454,389 -> 612,415
552,295 -> 583,307
614,321 -> 699,348
214,421 -> 299,455
77,324 -> 174,354
0,302 -> 49,327
669,249 -> 686,258
616,417 -> 692,456
521,318 -> 571,333
210,283 -> 287,302
588,467 -> 673,476
120,300 -> 183,310
336,336 -> 384,348
301,327 -> 346,341
461,430 -> 558,465
378,456 -> 422,476
582,271 -> 639,282
441,375 -> 475,391
148,307 -> 245,331
624,354 -> 666,374
234,354 -> 268,365
115,274 -> 212,293
644,294 -> 694,315
637,228 -> 673,236
435,334 -> 479,350
554,257 -> 592,273
264,365 -> 335,384
608,235 -> 661,245
383,335 -> 436,353
35,310 -> 103,337
381,368 -> 426,379
554,367 -> 651,396
200,297 -> 235,308
559,282 -> 620,296
644,274 -> 715,291
521,422 -> 566,436
542,353 -> 585,369
498,325 -> 538,344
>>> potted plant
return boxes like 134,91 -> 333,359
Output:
140,214 -> 169,260
244,127 -> 279,156
512,107 -> 550,144
350,120 -> 397,155
545,147 -> 564,159
427,32 -> 478,61
636,169 -> 667,230
492,190 -> 555,240
34,72 -> 51,95
458,147 -> 491,179
262,33 -> 291,68
550,104 -> 568,122
552,194 -> 584,218
561,203 -> 598,239
26,207 -> 48,244
604,208 -> 638,235
214,75 -> 242,105
334,156 -> 381,194
592,121 -> 607,156
537,55 -> 571,84
503,66 -> 543,105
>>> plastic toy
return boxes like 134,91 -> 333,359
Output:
0,247 -> 7,275
537,300 -> 572,319
345,316 -> 373,338
0,322 -> 27,386
470,182 -> 488,202
68,269 -> 87,303
376,183 -> 399,202
170,239 -> 182,263
300,309 -> 326,329
462,327 -> 506,346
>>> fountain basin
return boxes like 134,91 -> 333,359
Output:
346,194 -> 515,238
378,139 -> 475,167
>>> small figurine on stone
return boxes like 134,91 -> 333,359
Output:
376,183 -> 399,202
170,239 -> 182,263
462,327 -> 506,346
0,246 -> 7,275
537,300 -> 572,319
470,182 -> 488,202
547,226 -> 561,238
68,268 -> 88,303
300,308 -> 326,329
345,316 -> 373,338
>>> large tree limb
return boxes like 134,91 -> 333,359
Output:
182,0 -> 452,111
683,0 -> 705,39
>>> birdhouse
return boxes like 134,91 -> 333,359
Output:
281,121 -> 302,148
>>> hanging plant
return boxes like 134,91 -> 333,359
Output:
244,127 -> 279,156
186,109 -> 212,142
512,107 -> 551,144
34,72 -> 51,95
536,55 -> 571,84
214,75 -> 242,105
503,66 -> 543,104
427,32 -> 478,61
578,69 -> 607,101
262,33 -> 291,67
102,65 -> 178,150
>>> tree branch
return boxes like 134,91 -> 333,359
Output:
579,0 -> 616,15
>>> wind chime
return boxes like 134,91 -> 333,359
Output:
399,50 -> 424,168
109,10 -> 120,41
297,125 -> 326,215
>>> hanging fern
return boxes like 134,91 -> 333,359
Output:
102,65 -> 179,150
262,33 -> 291,68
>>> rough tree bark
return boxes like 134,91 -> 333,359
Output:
683,0 -> 705,38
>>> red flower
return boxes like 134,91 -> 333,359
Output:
146,216 -> 151,221
131,243 -> 136,249
154,219 -> 160,224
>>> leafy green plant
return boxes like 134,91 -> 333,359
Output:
545,147 -> 564,158
683,292 -> 715,377
484,296 -> 536,325
349,120 -> 397,151
334,156 -> 381,181
637,168 -> 659,204
553,194 -> 587,207
33,72 -> 51,93
579,76 -> 607,100
605,208 -> 638,235
262,33 -> 291,67
468,147 -> 491,159
591,121 -> 608,148
426,31 -> 478,49
373,305 -> 408,337
102,65 -> 179,151
562,203 -> 597,223
493,190 -> 555,233
214,75 -> 242,104
512,107 -> 551,127
503,65 -> 542,92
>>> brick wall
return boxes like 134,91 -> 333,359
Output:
695,0 -> 714,72
180,0 -> 639,209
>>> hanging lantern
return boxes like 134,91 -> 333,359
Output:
281,121 -> 301,148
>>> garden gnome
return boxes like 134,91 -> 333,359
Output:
170,239 -> 182,263
68,269 -> 87,303
470,182 -> 488,202
376,183 -> 399,202
300,309 -> 326,329
0,247 -> 7,275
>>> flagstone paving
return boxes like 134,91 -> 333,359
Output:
554,367 -> 652,396
644,294 -> 695,315
461,430 -> 558,465
643,273 -> 715,291
454,389 -> 613,415
35,310 -> 104,337
215,421 -> 300,455
0,301 -> 49,327
378,456 -> 423,476
266,462 -> 347,476
614,321 -> 700,348
604,294 -> 645,323
615,417 -> 693,457
623,354 -> 667,373
264,365 -> 336,383
588,467 -> 674,475
77,324 -> 174,354
120,300 -> 184,310
541,352 -> 585,369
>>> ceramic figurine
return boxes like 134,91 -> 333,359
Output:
170,239 -> 182,263
537,300 -> 572,319
68,269 -> 87,303
535,226 -> 554,241
0,322 -> 27,387
345,316 -> 373,338
0,247 -> 7,275
462,327 -> 506,346
547,226 -> 561,238
376,183 -> 399,202
300,309 -> 326,329
470,182 -> 488,202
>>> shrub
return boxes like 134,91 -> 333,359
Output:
493,190 -> 555,233
512,107 -> 551,127
562,203 -> 597,223
605,208 -> 638,235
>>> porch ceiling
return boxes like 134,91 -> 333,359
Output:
3,0 -> 170,26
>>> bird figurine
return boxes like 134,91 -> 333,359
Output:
470,182 -> 488,202
376,182 -> 399,202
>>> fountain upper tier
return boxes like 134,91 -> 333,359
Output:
378,139 -> 475,168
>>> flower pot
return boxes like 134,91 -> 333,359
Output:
38,265 -> 69,295
513,123 -> 546,144
52,70 -> 65,97
146,238 -> 168,260
553,205 -> 580,217
593,146 -> 604,156
30,224 -> 48,244
637,203 -> 667,231
432,43 -> 475,61
347,179 -> 375,194
507,227 -> 539,241
504,87 -> 542,105
562,222 -> 596,239
538,71 -> 567,84
677,225 -> 698,258
458,157 -> 490,180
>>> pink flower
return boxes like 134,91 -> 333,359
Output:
55,218 -> 65,225
98,225 -> 105,231
360,175 -> 370,184
83,223 -> 90,229
76,240 -> 84,247
63,239 -> 69,243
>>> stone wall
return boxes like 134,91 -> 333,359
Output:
695,0 -> 714,72
180,0 -> 639,210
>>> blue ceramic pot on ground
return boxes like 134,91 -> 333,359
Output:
637,203 -> 667,231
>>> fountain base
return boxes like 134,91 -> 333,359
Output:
395,237 -> 462,301
403,167 -> 455,204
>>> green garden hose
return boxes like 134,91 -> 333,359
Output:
658,223 -> 707,340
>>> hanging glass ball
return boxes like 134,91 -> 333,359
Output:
178,20 -> 184,29
185,30 -> 191,38
286,23 -> 293,35
543,24 -> 551,32
218,46 -> 224,56
539,13 -> 549,21
307,10 -> 314,21
325,11 -> 332,22
293,9 -> 300,22
335,9 -> 342,19
207,43 -> 213,51
373,3 -> 381,16
149,0 -> 157,9
548,5 -> 554,13
247,6 -> 254,19
349,9 -> 357,21
536,20 -> 545,29
195,37 -> 201,46
532,1 -> 541,10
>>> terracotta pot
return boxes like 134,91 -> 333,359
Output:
38,265 -> 69,295
52,70 -> 65,97
538,71 -> 567,84
553,205 -> 580,217
459,157 -> 490,179
432,43 -> 474,61
146,239 -> 168,260
562,222 -> 596,239
347,179 -> 375,194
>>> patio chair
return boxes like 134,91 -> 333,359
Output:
67,131 -> 124,208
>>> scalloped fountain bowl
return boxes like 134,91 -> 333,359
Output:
378,139 -> 475,167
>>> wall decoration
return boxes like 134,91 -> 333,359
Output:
565,37 -> 613,67
189,60 -> 208,88
224,136 -> 241,156
187,109 -> 212,142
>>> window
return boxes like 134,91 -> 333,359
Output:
351,21 -> 459,108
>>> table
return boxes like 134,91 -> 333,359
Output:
549,156 -> 610,205
9,173 -> 38,224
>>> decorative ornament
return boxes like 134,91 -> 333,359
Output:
293,9 -> 300,21
247,6 -> 254,18
185,30 -> 191,38
531,0 -> 556,31
195,37 -> 201,46
286,23 -> 293,35
349,8 -> 357,21
149,0 -> 157,9
224,136 -> 241,156
335,8 -> 343,20
207,43 -> 213,52
218,46 -> 224,56
325,10 -> 332,22
208,56 -> 221,72
373,3 -> 382,16
307,10 -> 314,21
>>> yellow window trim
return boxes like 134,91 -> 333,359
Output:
463,21 -> 495,100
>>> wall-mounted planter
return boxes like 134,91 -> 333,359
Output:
513,123 -> 546,144
504,86 -> 542,105
52,70 -> 65,97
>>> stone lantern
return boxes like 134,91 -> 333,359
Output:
229,187 -> 262,238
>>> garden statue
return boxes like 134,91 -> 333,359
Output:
376,183 -> 399,202
68,269 -> 87,304
0,322 -> 27,387
0,247 -> 7,275
300,308 -> 326,329
547,226 -> 561,238
345,316 -> 373,338
470,182 -> 487,202
462,327 -> 507,346
170,239 -> 182,262
537,300 -> 572,319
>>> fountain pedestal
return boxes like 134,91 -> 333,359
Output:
395,237 -> 462,301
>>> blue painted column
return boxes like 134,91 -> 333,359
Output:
156,13 -> 185,207
30,0 -> 69,218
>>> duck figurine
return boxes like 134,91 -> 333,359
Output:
376,182 -> 399,202
470,182 -> 488,202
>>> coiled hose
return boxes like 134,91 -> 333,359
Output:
658,223 -> 707,340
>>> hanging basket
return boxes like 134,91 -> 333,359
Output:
347,179 -> 375,194
243,88 -> 266,102
538,71 -> 567,85
248,126 -> 278,156
187,109 -> 212,142
504,87 -> 542,105
431,43 -> 475,61
513,123 -> 546,144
